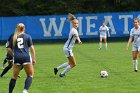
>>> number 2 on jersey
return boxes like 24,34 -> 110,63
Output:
17,38 -> 24,48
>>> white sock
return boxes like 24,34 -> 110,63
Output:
105,43 -> 107,48
57,62 -> 68,70
23,89 -> 28,93
99,42 -> 102,48
61,65 -> 71,75
133,60 -> 138,70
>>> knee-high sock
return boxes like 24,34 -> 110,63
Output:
105,43 -> 107,48
1,65 -> 12,77
57,62 -> 68,70
61,65 -> 71,75
133,60 -> 138,70
9,78 -> 16,93
3,58 -> 7,65
99,42 -> 102,48
24,76 -> 32,90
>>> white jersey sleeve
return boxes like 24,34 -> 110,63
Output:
72,28 -> 78,35
105,26 -> 109,31
99,26 -> 102,32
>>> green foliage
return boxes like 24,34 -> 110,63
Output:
0,0 -> 140,16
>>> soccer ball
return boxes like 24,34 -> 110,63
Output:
100,70 -> 108,78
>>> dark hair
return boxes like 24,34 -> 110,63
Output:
133,18 -> 139,23
102,20 -> 105,23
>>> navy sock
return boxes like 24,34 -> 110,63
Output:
9,78 -> 16,93
3,58 -> 7,65
24,76 -> 32,90
1,65 -> 12,77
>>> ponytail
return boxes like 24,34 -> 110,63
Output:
13,23 -> 25,47
68,13 -> 76,21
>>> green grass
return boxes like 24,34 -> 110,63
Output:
0,42 -> 140,93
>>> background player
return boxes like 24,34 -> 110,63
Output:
99,20 -> 110,49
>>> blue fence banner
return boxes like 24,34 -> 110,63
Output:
0,11 -> 140,40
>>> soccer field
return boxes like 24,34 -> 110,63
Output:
0,42 -> 140,93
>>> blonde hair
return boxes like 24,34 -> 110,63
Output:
13,23 -> 25,47
68,13 -> 76,21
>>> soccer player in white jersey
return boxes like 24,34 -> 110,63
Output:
54,13 -> 82,77
126,18 -> 140,72
99,21 -> 110,49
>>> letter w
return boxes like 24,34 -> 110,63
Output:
40,18 -> 66,36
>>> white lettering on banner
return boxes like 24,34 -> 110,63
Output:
77,17 -> 83,35
136,15 -> 140,22
40,18 -> 66,37
40,14 -> 138,38
119,15 -> 133,34
104,16 -> 116,34
86,16 -> 98,35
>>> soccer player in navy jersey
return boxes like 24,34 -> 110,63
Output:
0,34 -> 13,77
0,34 -> 22,78
1,39 -> 13,70
54,13 -> 82,77
8,23 -> 36,93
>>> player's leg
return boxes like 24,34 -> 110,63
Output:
23,63 -> 34,93
54,62 -> 68,75
9,64 -> 21,93
54,48 -> 70,75
17,66 -> 23,78
99,37 -> 102,49
104,38 -> 107,49
2,58 -> 7,69
60,56 -> 76,77
132,51 -> 138,72
0,61 -> 13,77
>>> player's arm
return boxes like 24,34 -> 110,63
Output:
126,36 -> 133,50
75,34 -> 82,45
107,27 -> 110,37
29,45 -> 36,65
6,41 -> 9,52
99,27 -> 102,34
6,40 -> 14,57
107,29 -> 110,37
99,30 -> 102,34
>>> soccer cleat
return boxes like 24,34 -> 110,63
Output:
134,70 -> 138,72
18,75 -> 21,78
98,47 -> 101,50
59,73 -> 65,77
54,68 -> 58,75
23,89 -> 28,93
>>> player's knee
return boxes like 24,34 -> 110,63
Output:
9,64 -> 13,68
26,71 -> 34,78
71,63 -> 76,68
27,75 -> 33,78
73,64 -> 76,67
13,74 -> 19,80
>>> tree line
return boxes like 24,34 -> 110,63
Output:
0,0 -> 140,17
